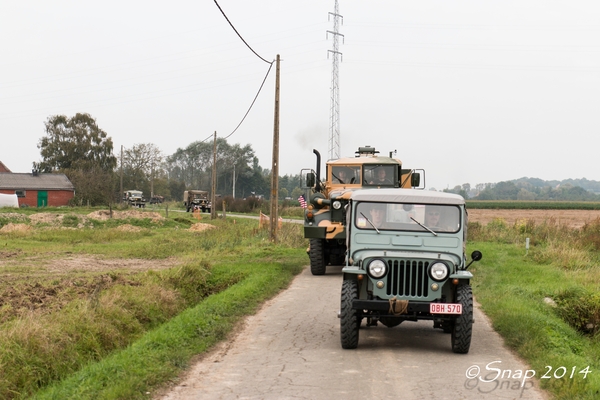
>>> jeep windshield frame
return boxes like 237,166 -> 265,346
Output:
355,201 -> 461,234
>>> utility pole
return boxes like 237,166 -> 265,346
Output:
120,145 -> 123,204
211,131 -> 217,220
270,54 -> 281,242
327,0 -> 343,160
150,162 -> 154,199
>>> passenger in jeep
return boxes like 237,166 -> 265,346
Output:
369,204 -> 386,228
424,205 -> 457,232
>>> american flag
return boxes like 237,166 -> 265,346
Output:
298,194 -> 307,209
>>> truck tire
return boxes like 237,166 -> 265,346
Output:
340,279 -> 360,349
309,238 -> 327,275
451,284 -> 473,354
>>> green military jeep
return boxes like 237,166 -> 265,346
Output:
340,189 -> 482,353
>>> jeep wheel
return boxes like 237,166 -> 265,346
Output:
451,285 -> 473,354
309,239 -> 327,275
340,279 -> 360,349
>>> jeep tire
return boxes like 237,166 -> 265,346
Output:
340,279 -> 360,349
451,284 -> 473,354
309,238 -> 327,275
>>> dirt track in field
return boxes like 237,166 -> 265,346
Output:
467,209 -> 600,229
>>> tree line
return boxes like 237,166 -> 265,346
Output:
34,113 -> 305,206
444,178 -> 600,201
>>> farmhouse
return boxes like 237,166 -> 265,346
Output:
0,161 -> 11,173
0,165 -> 75,207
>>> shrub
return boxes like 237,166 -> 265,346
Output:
554,288 -> 600,336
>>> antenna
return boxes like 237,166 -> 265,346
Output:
327,0 -> 343,160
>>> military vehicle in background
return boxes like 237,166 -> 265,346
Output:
123,190 -> 146,208
302,146 -> 424,275
183,190 -> 211,213
149,195 -> 164,204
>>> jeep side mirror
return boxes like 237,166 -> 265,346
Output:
306,172 -> 315,188
465,250 -> 483,270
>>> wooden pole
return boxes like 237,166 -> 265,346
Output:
120,145 -> 123,204
270,55 -> 280,242
211,131 -> 217,220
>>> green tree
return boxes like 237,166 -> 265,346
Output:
166,139 -> 259,198
35,113 -> 117,205
120,143 -> 163,198
443,185 -> 467,199
36,113 -> 116,172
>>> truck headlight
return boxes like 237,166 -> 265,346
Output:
332,200 -> 342,210
367,259 -> 387,279
429,262 -> 449,281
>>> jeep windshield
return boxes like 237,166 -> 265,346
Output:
355,201 -> 460,233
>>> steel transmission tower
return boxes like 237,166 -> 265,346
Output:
327,0 -> 344,160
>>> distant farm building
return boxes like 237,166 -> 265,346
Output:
0,165 -> 75,207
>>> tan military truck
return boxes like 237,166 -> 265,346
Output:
183,190 -> 211,213
303,146 -> 424,275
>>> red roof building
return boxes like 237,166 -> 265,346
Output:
0,163 -> 75,207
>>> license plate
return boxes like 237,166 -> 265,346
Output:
430,303 -> 462,314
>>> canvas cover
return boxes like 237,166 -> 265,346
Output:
0,193 -> 18,208
350,188 -> 465,205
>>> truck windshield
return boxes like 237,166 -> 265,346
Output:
363,165 -> 395,186
355,202 -> 461,233
331,165 -> 360,184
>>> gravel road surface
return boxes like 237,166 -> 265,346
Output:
160,266 -> 549,400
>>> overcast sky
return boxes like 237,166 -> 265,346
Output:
1,1 -> 599,190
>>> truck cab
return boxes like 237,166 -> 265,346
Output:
303,146 -> 424,275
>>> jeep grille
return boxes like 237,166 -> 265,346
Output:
385,259 -> 430,298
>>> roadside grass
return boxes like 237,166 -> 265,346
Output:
469,218 -> 600,399
0,210 -> 306,399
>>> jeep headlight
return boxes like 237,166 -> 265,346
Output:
429,262 -> 449,281
367,259 -> 387,279
332,200 -> 342,210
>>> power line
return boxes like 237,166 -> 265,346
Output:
223,62 -> 274,140
212,0 -> 276,141
213,0 -> 273,65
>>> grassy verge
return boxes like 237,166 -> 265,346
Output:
469,218 -> 600,399
33,253 -> 303,399
0,209 -> 307,399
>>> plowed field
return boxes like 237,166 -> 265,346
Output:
468,209 -> 600,229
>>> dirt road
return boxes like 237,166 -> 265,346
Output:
159,266 -> 548,400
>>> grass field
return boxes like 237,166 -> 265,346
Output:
469,217 -> 600,399
0,208 -> 307,399
2,204 -> 600,399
